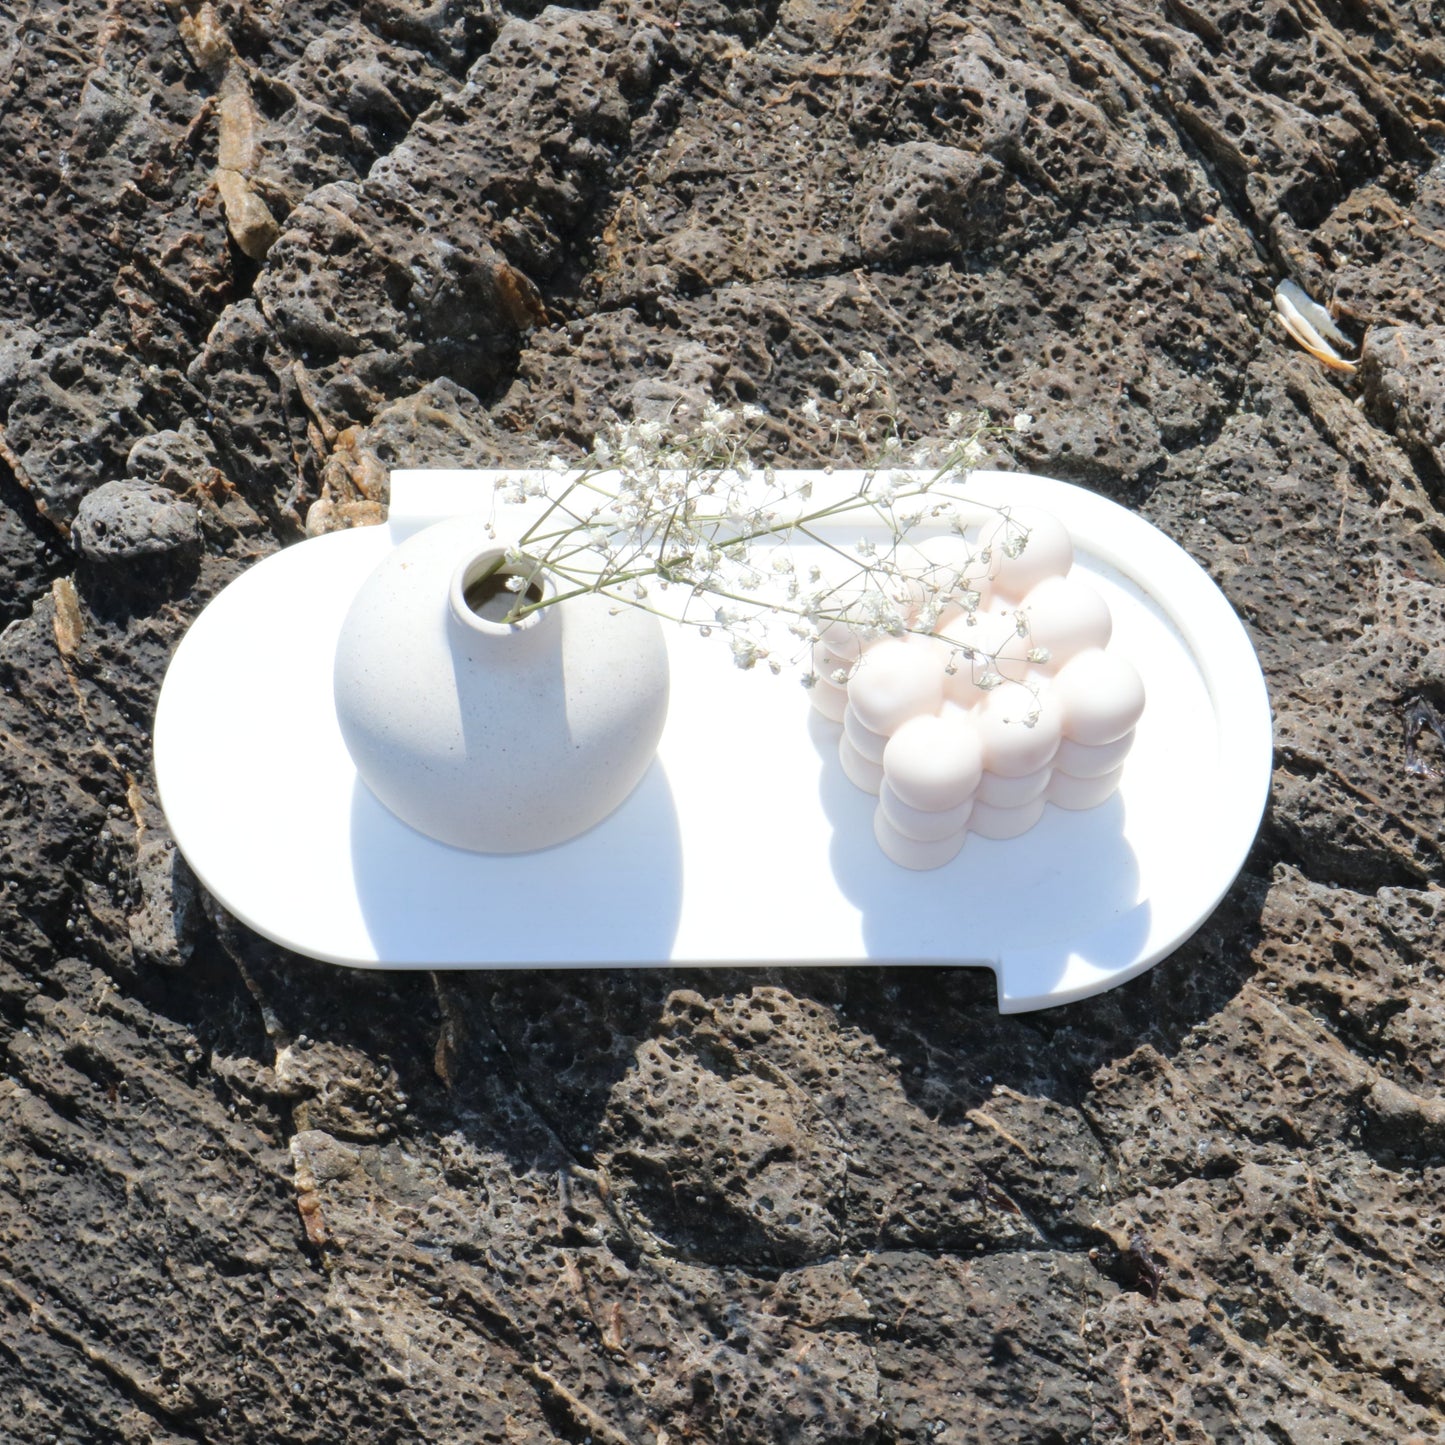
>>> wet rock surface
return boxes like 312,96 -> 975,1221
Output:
1,0 -> 1443,1440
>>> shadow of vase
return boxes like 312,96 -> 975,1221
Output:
347,758 -> 685,966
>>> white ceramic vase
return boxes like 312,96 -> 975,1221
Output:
333,514 -> 670,852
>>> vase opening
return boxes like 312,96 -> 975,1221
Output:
450,549 -> 553,633
465,570 -> 544,621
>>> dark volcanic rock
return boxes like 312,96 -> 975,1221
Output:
0,478 -> 67,627
72,480 -> 203,567
2,0 -> 1445,1441
1361,321 -> 1445,487
1326,155 -> 1445,328
2,330 -> 157,530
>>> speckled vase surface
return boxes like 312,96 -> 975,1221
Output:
333,514 -> 670,853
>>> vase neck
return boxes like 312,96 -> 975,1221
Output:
448,547 -> 558,650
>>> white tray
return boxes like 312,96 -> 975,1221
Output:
153,470 -> 1272,1012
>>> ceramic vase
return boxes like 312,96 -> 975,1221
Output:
333,514 -> 670,852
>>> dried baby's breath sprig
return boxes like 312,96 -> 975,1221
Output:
484,380 -> 1037,687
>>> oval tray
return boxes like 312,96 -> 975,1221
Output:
153,470 -> 1272,1012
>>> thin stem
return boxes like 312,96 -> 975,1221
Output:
485,404 -> 1024,664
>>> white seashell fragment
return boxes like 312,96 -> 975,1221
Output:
1276,279 -> 1352,349
1274,280 -> 1356,372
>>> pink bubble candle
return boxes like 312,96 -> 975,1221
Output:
810,507 -> 1145,869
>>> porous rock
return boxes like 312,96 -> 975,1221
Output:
1361,322 -> 1445,486
1,330 -> 157,529
856,141 -> 1000,264
125,835 -> 201,971
3,0 -> 1445,1439
71,480 -> 203,568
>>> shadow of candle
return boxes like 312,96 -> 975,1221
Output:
807,709 -> 1150,999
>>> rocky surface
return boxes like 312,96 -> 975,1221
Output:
1,0 -> 1444,1441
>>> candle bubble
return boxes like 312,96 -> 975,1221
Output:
976,764 -> 1052,808
1016,575 -> 1111,668
839,732 -> 885,794
1054,649 -> 1146,745
968,795 -> 1047,839
874,807 -> 966,869
1048,766 -> 1124,810
879,780 -> 974,842
883,705 -> 985,811
982,508 -> 1073,600
976,679 -> 1063,778
847,636 -> 947,735
1054,730 -> 1135,779
843,704 -> 890,763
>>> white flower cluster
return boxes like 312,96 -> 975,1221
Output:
486,380 -> 1033,682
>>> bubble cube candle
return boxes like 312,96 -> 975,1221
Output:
810,509 -> 1145,869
